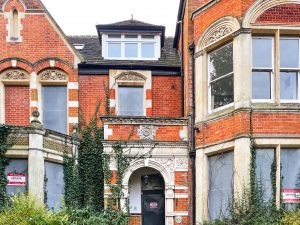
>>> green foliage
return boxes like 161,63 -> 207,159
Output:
64,102 -> 104,211
0,124 -> 12,209
280,209 -> 300,225
0,194 -> 68,225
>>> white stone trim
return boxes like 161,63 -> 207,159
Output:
146,99 -> 152,108
68,117 -> 78,124
174,211 -> 189,216
179,126 -> 188,141
104,125 -> 113,140
68,101 -> 79,108
30,101 -> 38,107
196,16 -> 240,52
243,0 -> 300,28
4,10 -> 24,43
175,193 -> 189,198
67,82 -> 79,89
49,60 -> 55,68
11,59 -> 17,67
174,186 -> 189,190
109,99 -> 116,108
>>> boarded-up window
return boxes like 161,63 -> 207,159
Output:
281,149 -> 300,209
42,86 -> 67,134
5,159 -> 28,195
208,152 -> 234,220
45,162 -> 64,211
256,149 -> 275,202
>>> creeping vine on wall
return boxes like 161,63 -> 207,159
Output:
0,124 -> 12,209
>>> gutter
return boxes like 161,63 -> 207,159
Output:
179,20 -> 185,117
189,42 -> 196,225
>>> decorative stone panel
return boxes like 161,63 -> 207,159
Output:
39,70 -> 68,82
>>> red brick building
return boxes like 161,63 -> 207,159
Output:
175,0 -> 300,223
2,0 -> 300,224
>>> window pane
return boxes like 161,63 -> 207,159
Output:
125,43 -> 138,58
208,152 -> 233,221
118,87 -> 143,116
252,71 -> 271,99
280,39 -> 299,68
125,34 -> 138,39
45,162 -> 64,211
142,35 -> 155,39
211,75 -> 234,109
252,38 -> 273,68
108,34 -> 121,39
142,43 -> 155,58
281,149 -> 300,210
209,43 -> 233,80
256,149 -> 275,202
108,43 -> 121,58
42,86 -> 67,134
280,72 -> 298,100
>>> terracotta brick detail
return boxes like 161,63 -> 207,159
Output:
5,86 -> 30,126
256,4 -> 300,24
129,215 -> 141,225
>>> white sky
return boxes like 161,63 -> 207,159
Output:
41,0 -> 180,37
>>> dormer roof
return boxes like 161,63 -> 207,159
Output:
96,19 -> 166,47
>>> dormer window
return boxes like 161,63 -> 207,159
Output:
103,34 -> 160,60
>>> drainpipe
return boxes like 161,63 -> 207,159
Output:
177,20 -> 185,117
189,42 -> 196,225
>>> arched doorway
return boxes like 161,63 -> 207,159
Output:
129,167 -> 165,225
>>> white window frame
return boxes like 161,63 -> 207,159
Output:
251,36 -> 275,103
279,37 -> 300,103
208,42 -> 234,113
102,34 -> 160,60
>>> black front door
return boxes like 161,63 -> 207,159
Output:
142,190 -> 165,225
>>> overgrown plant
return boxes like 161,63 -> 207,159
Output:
0,124 -> 12,210
63,102 -> 104,212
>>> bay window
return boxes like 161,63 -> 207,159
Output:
280,38 -> 300,101
252,37 -> 274,101
208,42 -> 234,111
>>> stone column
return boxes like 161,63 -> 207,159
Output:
196,149 -> 209,223
28,111 -> 45,204
234,137 -> 251,196
233,29 -> 252,109
165,185 -> 175,225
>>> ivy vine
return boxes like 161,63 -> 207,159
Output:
0,124 -> 12,209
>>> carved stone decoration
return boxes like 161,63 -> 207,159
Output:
116,71 -> 146,82
175,158 -> 189,171
207,26 -> 233,44
40,70 -> 67,81
138,125 -> 156,140
2,69 -> 29,80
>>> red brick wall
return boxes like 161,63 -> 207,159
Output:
5,86 -> 30,126
152,76 -> 182,117
129,215 -> 141,225
107,124 -> 184,142
256,4 -> 300,24
195,111 -> 300,147
78,75 -> 109,123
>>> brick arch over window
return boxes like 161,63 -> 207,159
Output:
243,0 -> 300,28
196,16 -> 240,52
2,0 -> 25,12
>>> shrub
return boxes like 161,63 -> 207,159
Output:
280,209 -> 300,225
0,194 -> 68,225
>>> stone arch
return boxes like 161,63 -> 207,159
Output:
115,71 -> 147,82
243,0 -> 300,28
196,16 -> 240,52
38,69 -> 69,84
122,159 -> 172,187
3,0 -> 26,12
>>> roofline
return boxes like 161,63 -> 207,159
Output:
96,24 -> 166,47
173,0 -> 187,48
39,1 -> 84,62
78,63 -> 181,74
191,0 -> 221,20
